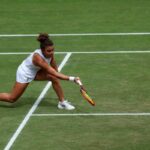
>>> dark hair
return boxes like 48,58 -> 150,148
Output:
37,33 -> 54,50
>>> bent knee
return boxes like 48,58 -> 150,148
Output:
8,96 -> 18,103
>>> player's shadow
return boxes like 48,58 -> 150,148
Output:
38,98 -> 58,108
0,97 -> 57,108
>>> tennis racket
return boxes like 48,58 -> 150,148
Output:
76,80 -> 95,106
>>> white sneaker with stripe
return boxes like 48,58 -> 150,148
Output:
58,100 -> 75,110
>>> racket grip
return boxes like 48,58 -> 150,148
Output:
76,80 -> 83,86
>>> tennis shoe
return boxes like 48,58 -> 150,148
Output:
58,100 -> 75,110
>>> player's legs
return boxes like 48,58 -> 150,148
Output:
0,82 -> 29,103
35,70 -> 75,110
35,70 -> 64,101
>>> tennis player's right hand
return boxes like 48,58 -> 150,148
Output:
75,78 -> 87,91
74,77 -> 81,85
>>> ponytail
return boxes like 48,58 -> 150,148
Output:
37,33 -> 54,49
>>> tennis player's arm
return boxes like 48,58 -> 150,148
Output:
50,54 -> 58,72
33,54 -> 74,81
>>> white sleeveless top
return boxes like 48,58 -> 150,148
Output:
18,49 -> 51,79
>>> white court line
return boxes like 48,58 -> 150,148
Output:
0,52 -> 31,55
55,51 -> 150,54
32,113 -> 150,116
0,32 -> 150,37
1,50 -> 150,55
4,52 -> 72,150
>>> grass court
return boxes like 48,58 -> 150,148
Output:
1,0 -> 150,150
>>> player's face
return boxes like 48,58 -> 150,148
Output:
43,46 -> 54,58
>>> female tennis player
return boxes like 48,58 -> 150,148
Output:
0,33 -> 80,110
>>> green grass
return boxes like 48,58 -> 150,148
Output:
1,0 -> 150,150
11,117 -> 150,150
0,0 -> 150,33
0,36 -> 150,52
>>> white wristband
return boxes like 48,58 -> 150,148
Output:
69,76 -> 75,81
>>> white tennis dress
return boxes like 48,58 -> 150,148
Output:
16,49 -> 51,83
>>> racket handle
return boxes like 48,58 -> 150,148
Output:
76,80 -> 83,86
